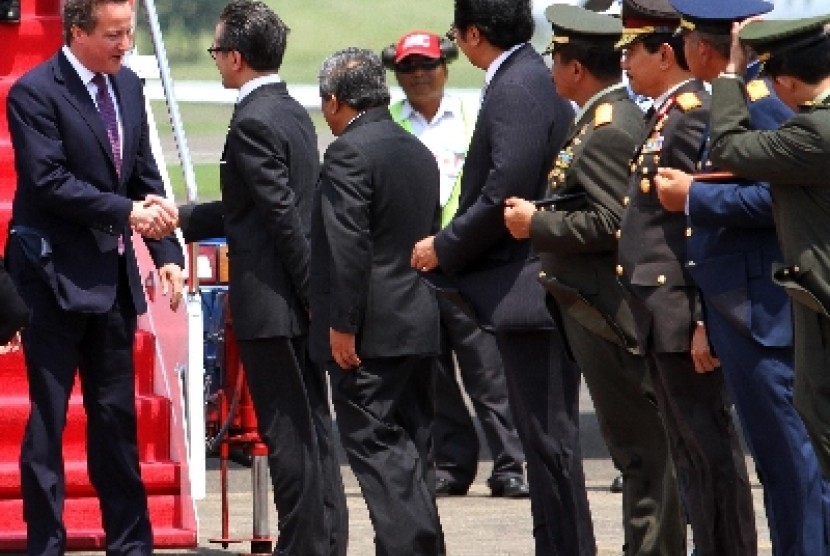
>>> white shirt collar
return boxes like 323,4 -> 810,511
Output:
399,94 -> 463,126
237,73 -> 282,104
484,43 -> 525,87
62,45 -> 97,88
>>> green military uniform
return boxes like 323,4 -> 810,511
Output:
709,14 -> 830,478
534,6 -> 684,555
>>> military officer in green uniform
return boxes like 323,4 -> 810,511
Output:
503,5 -> 684,555
708,14 -> 830,480
615,1 -> 757,554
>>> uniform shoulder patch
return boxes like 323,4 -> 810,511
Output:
675,92 -> 702,112
746,79 -> 771,102
594,103 -> 613,128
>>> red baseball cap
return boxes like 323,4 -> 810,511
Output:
394,31 -> 442,63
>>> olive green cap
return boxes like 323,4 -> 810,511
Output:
544,3 -> 623,55
739,14 -> 830,62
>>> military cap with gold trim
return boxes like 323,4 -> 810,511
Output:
617,0 -> 679,49
543,3 -> 623,56
670,0 -> 772,36
739,14 -> 830,63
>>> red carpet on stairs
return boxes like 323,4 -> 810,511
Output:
0,2 -> 197,550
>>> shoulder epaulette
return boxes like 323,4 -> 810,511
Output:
594,103 -> 613,128
675,92 -> 702,112
745,79 -> 771,102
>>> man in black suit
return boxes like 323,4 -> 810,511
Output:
615,0 -> 757,554
311,47 -> 443,556
179,2 -> 348,555
4,0 -> 183,553
411,1 -> 594,554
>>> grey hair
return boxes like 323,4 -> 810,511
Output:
318,47 -> 390,110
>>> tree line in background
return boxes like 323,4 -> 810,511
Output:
138,0 -> 227,62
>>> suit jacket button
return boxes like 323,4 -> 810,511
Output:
616,265 -> 624,276
657,275 -> 666,285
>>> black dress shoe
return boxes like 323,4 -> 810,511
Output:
610,474 -> 624,493
488,476 -> 530,498
435,476 -> 469,497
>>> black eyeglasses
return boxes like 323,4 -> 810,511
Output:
396,58 -> 443,74
207,46 -> 232,60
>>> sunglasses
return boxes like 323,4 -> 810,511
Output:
395,58 -> 443,74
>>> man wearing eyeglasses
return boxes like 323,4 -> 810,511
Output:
384,30 -> 529,500
180,2 -> 349,555
410,1 -> 593,554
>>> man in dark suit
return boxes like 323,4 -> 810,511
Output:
707,14 -> 830,479
411,1 -> 594,554
311,47 -> 443,556
178,2 -> 348,555
615,1 -> 757,554
4,0 -> 184,554
385,30 -> 528,499
654,2 -> 830,553
504,6 -> 684,555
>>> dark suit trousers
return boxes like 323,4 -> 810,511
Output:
494,329 -> 595,556
646,352 -> 756,556
559,312 -> 685,556
707,304 -> 830,555
433,298 -> 525,486
237,336 -> 348,556
328,356 -> 444,556
793,304 -> 830,483
19,259 -> 152,556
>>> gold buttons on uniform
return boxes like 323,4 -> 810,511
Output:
616,265 -> 624,276
640,178 -> 651,193
657,275 -> 666,285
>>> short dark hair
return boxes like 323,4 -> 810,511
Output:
764,37 -> 830,84
641,33 -> 690,71
319,48 -> 391,111
217,0 -> 289,72
555,43 -> 622,82
63,0 -> 129,44
696,31 -> 731,59
453,0 -> 534,50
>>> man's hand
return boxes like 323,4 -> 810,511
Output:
411,236 -> 439,272
691,321 -> 720,373
158,263 -> 184,311
725,18 -> 761,75
0,332 -> 22,355
330,328 -> 361,370
504,197 -> 536,239
130,195 -> 178,240
655,168 -> 693,212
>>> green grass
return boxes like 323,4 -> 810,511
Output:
139,0 -> 484,87
166,162 -> 221,201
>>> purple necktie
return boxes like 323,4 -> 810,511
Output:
92,73 -> 121,176
92,73 -> 125,254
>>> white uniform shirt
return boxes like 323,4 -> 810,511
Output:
397,94 -> 474,206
